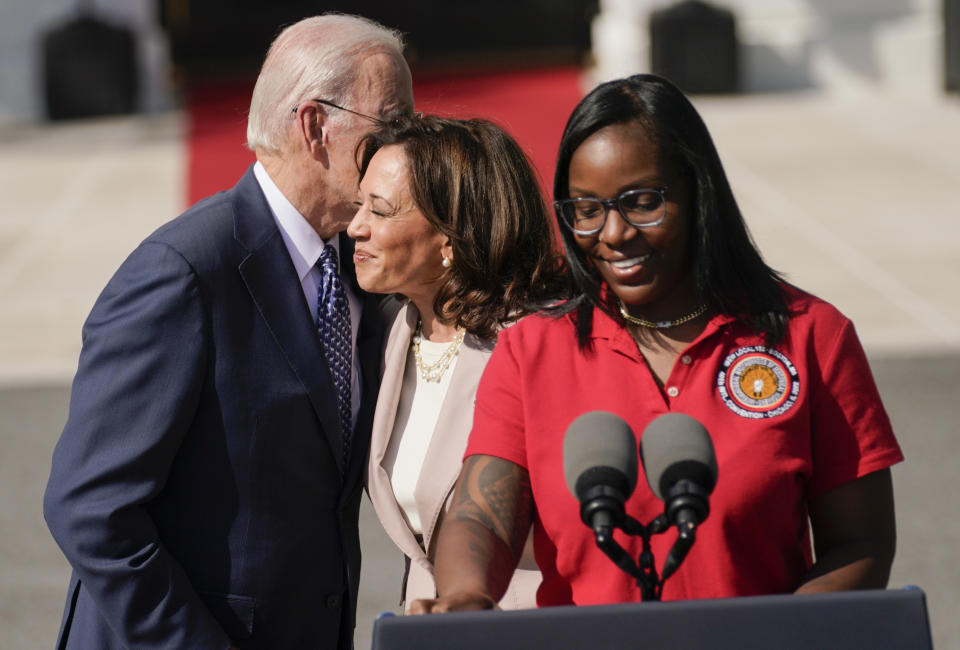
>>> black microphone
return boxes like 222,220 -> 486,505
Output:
640,413 -> 717,581
563,411 -> 638,542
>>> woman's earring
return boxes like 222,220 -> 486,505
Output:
441,256 -> 452,268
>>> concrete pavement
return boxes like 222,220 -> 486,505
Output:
1,89 -> 957,649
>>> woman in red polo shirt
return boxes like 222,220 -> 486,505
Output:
410,74 -> 903,612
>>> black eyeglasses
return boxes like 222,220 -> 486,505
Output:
291,99 -> 421,126
555,187 -> 669,236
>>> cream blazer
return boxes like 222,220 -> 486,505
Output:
366,297 -> 541,611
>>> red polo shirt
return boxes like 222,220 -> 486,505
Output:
466,285 -> 902,605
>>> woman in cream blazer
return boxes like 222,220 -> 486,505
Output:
366,298 -> 541,609
347,115 -> 567,611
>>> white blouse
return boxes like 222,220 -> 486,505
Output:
383,339 -> 460,534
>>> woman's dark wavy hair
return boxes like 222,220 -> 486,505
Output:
550,74 -> 789,346
358,115 -> 568,341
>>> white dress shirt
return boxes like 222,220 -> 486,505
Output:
253,161 -> 362,427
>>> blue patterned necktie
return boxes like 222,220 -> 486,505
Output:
317,244 -> 353,462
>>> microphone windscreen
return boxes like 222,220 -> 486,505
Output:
640,413 -> 717,501
563,411 -> 638,500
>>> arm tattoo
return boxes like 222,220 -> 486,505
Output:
451,456 -> 533,561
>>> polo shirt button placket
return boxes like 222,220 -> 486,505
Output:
667,354 -> 694,399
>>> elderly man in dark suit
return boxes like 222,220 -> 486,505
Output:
43,14 -> 413,650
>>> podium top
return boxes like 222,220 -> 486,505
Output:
372,588 -> 932,650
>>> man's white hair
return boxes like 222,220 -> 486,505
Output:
246,13 -> 406,154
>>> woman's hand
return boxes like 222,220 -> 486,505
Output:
796,468 -> 896,593
408,592 -> 498,614
423,455 -> 534,611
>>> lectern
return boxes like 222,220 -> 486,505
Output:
372,587 -> 932,650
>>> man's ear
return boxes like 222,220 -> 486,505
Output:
295,103 -> 327,159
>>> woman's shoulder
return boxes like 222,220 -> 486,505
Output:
780,283 -> 851,324
500,300 -> 563,328
777,283 -> 857,346
499,308 -> 576,344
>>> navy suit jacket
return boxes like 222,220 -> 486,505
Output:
43,167 -> 383,649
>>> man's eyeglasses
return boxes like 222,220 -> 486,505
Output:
291,99 -> 420,126
555,187 -> 669,236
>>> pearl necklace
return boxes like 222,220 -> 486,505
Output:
618,300 -> 708,329
411,319 -> 465,382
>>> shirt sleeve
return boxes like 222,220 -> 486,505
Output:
465,327 -> 529,469
807,317 -> 904,499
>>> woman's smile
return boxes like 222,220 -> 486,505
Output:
603,251 -> 654,276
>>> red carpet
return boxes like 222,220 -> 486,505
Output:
186,66 -> 584,206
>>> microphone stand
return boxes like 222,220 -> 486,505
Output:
580,483 -> 707,601
592,514 -> 669,601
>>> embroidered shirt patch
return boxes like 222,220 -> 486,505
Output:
717,346 -> 799,418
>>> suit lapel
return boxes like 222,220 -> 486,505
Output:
367,300 -> 428,562
416,333 -> 495,554
233,168 -> 347,474
340,233 -> 386,488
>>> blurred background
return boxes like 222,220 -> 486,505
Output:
1,1 -> 958,649
2,0 -> 958,127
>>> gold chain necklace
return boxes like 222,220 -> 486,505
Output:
618,300 -> 708,329
411,319 -> 465,382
